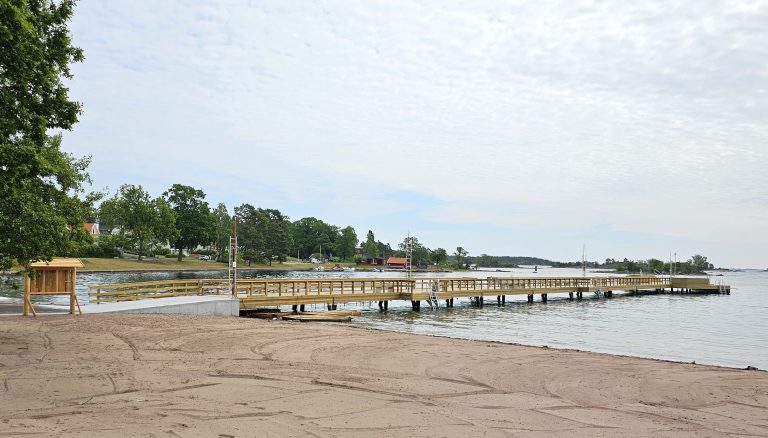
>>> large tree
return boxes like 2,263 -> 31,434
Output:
163,184 -> 215,261
235,204 -> 291,266
99,185 -> 177,260
431,248 -> 448,265
212,203 -> 232,263
362,230 -> 378,257
454,246 -> 468,267
234,204 -> 263,266
290,217 -> 337,260
0,0 -> 94,272
335,226 -> 358,261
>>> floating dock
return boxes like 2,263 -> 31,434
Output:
89,275 -> 730,313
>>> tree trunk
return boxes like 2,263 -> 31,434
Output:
177,247 -> 183,261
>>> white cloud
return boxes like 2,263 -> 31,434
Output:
63,0 -> 768,267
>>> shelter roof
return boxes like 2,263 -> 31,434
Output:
29,258 -> 84,268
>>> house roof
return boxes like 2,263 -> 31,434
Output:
84,223 -> 96,232
387,257 -> 408,264
29,258 -> 84,268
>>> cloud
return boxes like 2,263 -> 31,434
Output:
62,0 -> 768,267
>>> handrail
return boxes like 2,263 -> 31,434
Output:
88,276 -> 671,303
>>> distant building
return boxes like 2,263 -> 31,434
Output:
362,254 -> 385,266
387,257 -> 409,270
83,223 -> 100,236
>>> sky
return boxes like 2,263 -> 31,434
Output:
62,1 -> 768,268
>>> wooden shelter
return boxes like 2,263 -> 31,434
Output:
23,258 -> 84,316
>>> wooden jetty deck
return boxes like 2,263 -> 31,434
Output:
90,275 -> 730,312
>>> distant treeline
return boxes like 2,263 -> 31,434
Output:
468,255 -> 715,274
552,256 -> 715,274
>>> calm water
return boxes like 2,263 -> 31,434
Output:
2,267 -> 766,369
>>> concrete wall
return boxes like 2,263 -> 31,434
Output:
112,298 -> 239,316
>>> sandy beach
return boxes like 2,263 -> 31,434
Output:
1,314 -> 767,437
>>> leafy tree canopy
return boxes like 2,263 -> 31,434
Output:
0,0 -> 95,271
163,184 -> 215,260
99,184 -> 177,260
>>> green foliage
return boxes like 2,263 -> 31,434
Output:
99,184 -> 178,260
235,204 -> 291,266
163,184 -> 215,261
0,0 -> 95,272
431,247 -> 448,265
73,233 -> 121,258
362,230 -> 378,257
376,240 -> 393,259
290,217 -> 337,260
454,247 -> 468,267
212,203 -> 232,263
398,236 -> 431,266
611,254 -> 714,274
335,226 -> 358,261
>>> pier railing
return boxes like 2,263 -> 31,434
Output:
89,276 -> 671,304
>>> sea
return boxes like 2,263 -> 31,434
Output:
2,267 -> 766,370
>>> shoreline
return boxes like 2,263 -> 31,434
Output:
349,322 -> 765,372
1,313 -> 766,436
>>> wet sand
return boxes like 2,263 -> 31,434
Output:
1,314 -> 767,437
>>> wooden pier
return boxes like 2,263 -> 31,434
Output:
90,275 -> 730,312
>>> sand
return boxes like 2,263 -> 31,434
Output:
1,314 -> 767,437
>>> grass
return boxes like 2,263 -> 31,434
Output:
78,257 -> 357,272
80,257 -> 229,272
5,257 -> 360,273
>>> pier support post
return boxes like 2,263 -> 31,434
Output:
479,296 -> 484,306
384,300 -> 389,310
502,295 -> 506,305
569,292 -> 573,300
527,294 -> 533,303
577,291 -> 583,300
542,294 -> 548,303
292,305 -> 298,313
411,300 -> 421,311
378,301 -> 383,311
300,304 -> 305,312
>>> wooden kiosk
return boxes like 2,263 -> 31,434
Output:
23,258 -> 84,316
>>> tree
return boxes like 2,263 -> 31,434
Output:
398,236 -> 431,266
212,203 -> 231,262
235,204 -> 291,266
454,247 -> 468,267
0,0 -> 95,272
335,226 -> 358,261
234,204 -> 263,266
477,254 -> 497,268
290,217 -> 337,260
163,184 -> 215,261
362,230 -> 378,257
376,240 -> 392,259
431,248 -> 448,265
689,254 -> 713,272
99,185 -> 177,260
260,208 -> 291,265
